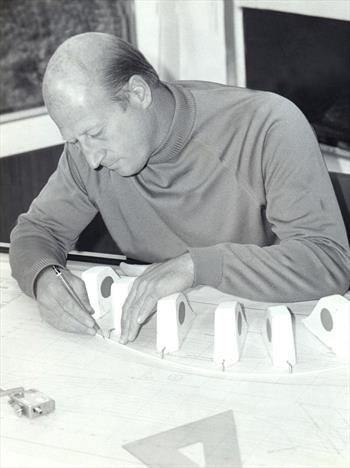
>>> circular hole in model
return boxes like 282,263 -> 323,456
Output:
178,302 -> 186,325
320,308 -> 333,331
266,318 -> 272,342
100,276 -> 114,298
237,310 -> 242,335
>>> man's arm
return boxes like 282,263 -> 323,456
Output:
189,98 -> 350,302
10,144 -> 97,297
10,145 -> 99,334
120,98 -> 350,343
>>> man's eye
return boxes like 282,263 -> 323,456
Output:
90,129 -> 102,138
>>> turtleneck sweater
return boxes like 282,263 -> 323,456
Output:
10,81 -> 350,301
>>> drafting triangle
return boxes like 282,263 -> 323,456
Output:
179,442 -> 206,467
123,410 -> 242,468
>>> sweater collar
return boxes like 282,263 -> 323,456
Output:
146,82 -> 196,165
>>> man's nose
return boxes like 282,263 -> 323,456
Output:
85,151 -> 104,169
80,140 -> 104,169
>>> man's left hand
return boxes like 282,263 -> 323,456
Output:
119,253 -> 194,344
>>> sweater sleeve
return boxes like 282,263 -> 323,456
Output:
189,99 -> 350,302
9,145 -> 98,297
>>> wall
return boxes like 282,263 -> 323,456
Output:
235,0 -> 350,21
134,0 -> 226,82
0,110 -> 62,157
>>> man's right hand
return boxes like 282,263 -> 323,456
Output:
35,266 -> 97,334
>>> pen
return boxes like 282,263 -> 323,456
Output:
52,265 -> 106,339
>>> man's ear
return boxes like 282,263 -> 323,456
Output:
127,75 -> 152,109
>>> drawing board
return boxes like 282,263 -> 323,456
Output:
1,254 -> 349,467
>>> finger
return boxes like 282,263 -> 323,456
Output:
119,278 -> 146,343
137,294 -> 157,325
128,294 -> 157,342
48,296 -> 96,334
39,302 -> 96,335
36,267 -> 96,332
120,301 -> 137,344
54,287 -> 96,329
43,272 -> 95,328
124,304 -> 141,343
119,262 -> 151,277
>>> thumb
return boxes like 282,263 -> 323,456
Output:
119,262 -> 150,277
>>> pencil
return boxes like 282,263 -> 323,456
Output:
52,265 -> 105,338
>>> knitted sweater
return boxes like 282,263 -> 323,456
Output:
10,81 -> 350,301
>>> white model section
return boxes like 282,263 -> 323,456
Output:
156,292 -> 196,354
110,276 -> 137,335
81,266 -> 120,319
262,305 -> 296,369
213,301 -> 248,367
302,294 -> 350,360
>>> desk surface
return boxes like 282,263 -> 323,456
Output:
0,254 -> 349,468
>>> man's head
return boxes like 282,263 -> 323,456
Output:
43,33 -> 167,176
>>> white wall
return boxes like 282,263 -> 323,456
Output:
235,0 -> 350,21
0,110 -> 63,157
135,0 -> 226,83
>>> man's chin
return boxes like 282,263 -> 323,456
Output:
110,165 -> 137,177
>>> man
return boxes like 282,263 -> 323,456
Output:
10,33 -> 350,344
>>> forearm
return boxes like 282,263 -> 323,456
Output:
10,219 -> 68,298
189,239 -> 350,302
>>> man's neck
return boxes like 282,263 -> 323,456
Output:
150,83 -> 176,153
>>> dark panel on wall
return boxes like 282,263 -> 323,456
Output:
330,172 -> 350,243
0,0 -> 136,114
0,146 -> 121,254
0,146 -> 63,239
243,8 -> 350,149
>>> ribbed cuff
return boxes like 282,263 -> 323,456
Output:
30,258 -> 66,298
9,236 -> 68,299
188,246 -> 223,288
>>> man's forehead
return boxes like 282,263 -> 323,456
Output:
59,116 -> 100,141
45,73 -> 110,114
50,90 -> 111,140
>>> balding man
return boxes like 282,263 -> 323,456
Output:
10,33 -> 350,344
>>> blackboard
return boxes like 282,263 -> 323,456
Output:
0,0 -> 135,114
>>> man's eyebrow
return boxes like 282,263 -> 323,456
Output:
66,125 -> 99,143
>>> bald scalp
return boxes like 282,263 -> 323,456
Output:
43,33 -> 114,111
43,32 -> 160,113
